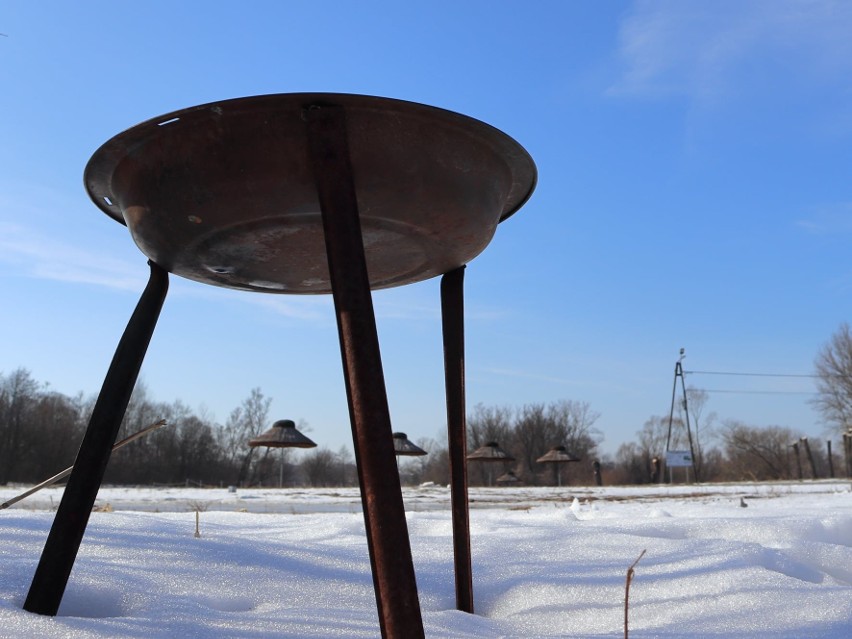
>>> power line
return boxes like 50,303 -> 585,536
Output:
694,388 -> 816,396
685,370 -> 818,378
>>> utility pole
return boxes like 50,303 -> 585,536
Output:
666,348 -> 699,482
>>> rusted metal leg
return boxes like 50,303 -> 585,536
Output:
305,103 -> 424,639
24,261 -> 168,616
441,266 -> 474,614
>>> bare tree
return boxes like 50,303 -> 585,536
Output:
300,447 -> 349,486
547,400 -> 600,456
721,421 -> 801,481
682,387 -> 717,480
466,400 -> 600,486
612,414 -> 681,485
611,442 -> 652,485
467,403 -> 514,449
538,400 -> 600,485
639,389 -> 719,483
217,388 -> 271,485
7,383 -> 86,483
813,323 -> 852,432
174,409 -> 222,484
466,403 -> 515,485
0,369 -> 272,486
389,433 -> 450,486
514,403 -> 560,484
639,415 -> 679,457
0,368 -> 40,484
411,435 -> 450,485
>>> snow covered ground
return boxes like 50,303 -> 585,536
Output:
1,481 -> 851,638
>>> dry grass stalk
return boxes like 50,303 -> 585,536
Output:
624,549 -> 647,639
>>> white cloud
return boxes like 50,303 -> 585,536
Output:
609,0 -> 852,104
0,182 -> 513,325
0,221 -> 147,291
0,221 -> 456,324
795,204 -> 852,236
230,292 -> 332,322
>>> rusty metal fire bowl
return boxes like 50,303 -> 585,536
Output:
84,93 -> 536,293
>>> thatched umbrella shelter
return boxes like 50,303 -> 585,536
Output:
392,432 -> 427,483
249,419 -> 317,487
392,432 -> 428,458
536,445 -> 579,486
495,470 -> 521,486
467,441 -> 514,486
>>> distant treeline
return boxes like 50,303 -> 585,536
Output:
1,367 -> 847,488
0,368 -> 355,488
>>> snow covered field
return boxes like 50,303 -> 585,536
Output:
1,481 -> 851,638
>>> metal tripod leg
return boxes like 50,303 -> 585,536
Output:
305,104 -> 425,639
24,261 -> 168,615
441,266 -> 474,613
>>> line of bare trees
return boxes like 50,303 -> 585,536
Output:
4,318 -> 852,488
0,369 -> 604,489
0,368 -> 358,488
610,413 -> 842,485
395,400 -> 603,487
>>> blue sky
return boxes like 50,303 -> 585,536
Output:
2,1 -> 851,457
